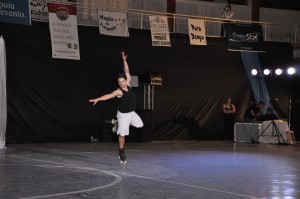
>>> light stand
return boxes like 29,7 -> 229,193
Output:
288,94 -> 292,128
249,67 -> 297,144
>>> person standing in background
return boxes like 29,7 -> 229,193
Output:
221,4 -> 233,37
223,96 -> 236,140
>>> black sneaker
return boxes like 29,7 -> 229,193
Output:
119,148 -> 126,164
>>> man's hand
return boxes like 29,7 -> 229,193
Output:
121,51 -> 127,62
89,98 -> 99,106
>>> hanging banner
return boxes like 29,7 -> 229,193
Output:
226,23 -> 265,52
30,0 -> 48,20
98,10 -> 129,37
188,19 -> 207,45
149,16 -> 171,47
48,2 -> 80,60
0,0 -> 31,25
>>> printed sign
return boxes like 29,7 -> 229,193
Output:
188,19 -> 207,45
30,0 -> 48,20
48,2 -> 80,60
98,10 -> 129,37
149,16 -> 171,47
0,0 -> 31,25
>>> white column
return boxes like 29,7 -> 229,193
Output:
0,36 -> 7,149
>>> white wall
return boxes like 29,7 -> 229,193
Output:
177,0 -> 300,25
260,8 -> 300,26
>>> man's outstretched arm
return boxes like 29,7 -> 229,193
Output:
89,89 -> 121,106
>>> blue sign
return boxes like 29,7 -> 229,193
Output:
0,0 -> 31,25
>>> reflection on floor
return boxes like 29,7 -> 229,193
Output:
0,141 -> 300,199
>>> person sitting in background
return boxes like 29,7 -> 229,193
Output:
261,107 -> 278,121
244,100 -> 265,122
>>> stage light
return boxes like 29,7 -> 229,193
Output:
287,67 -> 296,75
263,69 -> 271,76
275,68 -> 283,76
251,69 -> 258,76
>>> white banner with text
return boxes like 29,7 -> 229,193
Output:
149,16 -> 171,47
48,2 -> 80,60
98,10 -> 129,37
188,19 -> 207,45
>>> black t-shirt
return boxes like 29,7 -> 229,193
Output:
118,86 -> 136,113
245,104 -> 260,119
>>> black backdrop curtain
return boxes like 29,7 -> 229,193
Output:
0,22 -> 295,143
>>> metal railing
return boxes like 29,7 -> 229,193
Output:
40,0 -> 300,43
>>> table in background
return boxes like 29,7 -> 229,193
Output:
234,120 -> 290,144
258,120 -> 289,144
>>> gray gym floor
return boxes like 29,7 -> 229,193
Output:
0,141 -> 299,199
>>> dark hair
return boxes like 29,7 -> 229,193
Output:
258,101 -> 265,106
267,107 -> 273,112
226,4 -> 231,10
117,73 -> 127,80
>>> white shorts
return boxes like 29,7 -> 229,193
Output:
117,111 -> 144,136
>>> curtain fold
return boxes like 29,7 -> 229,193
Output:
240,51 -> 270,113
0,36 -> 7,149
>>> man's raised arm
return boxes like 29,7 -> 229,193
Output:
121,51 -> 131,85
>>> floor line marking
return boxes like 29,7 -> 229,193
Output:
9,154 -> 256,198
8,155 -> 122,199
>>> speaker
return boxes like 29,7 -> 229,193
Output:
139,72 -> 162,85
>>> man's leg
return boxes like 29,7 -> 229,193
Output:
118,135 -> 126,163
117,112 -> 130,163
118,135 -> 125,149
130,112 -> 144,128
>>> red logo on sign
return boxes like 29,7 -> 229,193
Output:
56,7 -> 69,21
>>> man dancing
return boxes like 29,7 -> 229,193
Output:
89,51 -> 143,164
